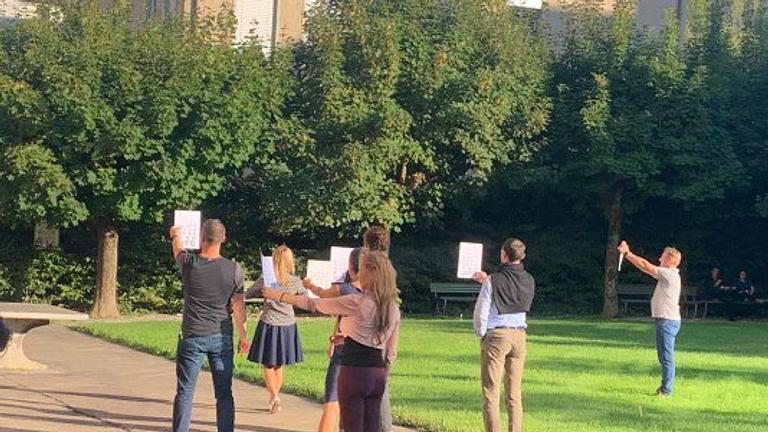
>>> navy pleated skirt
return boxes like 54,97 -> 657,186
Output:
248,320 -> 304,366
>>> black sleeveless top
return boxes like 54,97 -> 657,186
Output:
338,337 -> 385,367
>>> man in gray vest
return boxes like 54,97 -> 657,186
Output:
618,240 -> 682,397
472,238 -> 535,432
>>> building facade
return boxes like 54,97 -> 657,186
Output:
1,1 -> 686,46
130,0 -> 307,47
0,0 -> 38,24
545,0 -> 681,31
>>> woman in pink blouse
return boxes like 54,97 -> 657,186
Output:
261,251 -> 401,432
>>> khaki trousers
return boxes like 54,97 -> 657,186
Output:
480,328 -> 526,432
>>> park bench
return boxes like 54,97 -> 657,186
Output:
685,292 -> 768,319
617,283 -> 745,319
0,302 -> 88,370
616,283 -> 655,314
430,282 -> 480,314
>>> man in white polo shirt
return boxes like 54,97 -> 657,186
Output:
617,240 -> 682,397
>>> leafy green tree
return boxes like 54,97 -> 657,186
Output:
548,2 -> 742,317
722,1 -> 768,217
0,2 -> 286,316
242,0 -> 550,237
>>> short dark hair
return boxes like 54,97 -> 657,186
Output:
344,247 -> 364,283
502,238 -> 526,262
202,219 -> 226,244
363,225 -> 390,253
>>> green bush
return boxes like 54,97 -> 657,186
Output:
0,263 -> 14,301
389,229 -> 605,316
22,250 -> 94,311
117,228 -> 182,314
120,273 -> 182,314
390,241 -> 458,314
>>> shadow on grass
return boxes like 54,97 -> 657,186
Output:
0,391 -> 293,432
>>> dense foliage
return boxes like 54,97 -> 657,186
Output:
0,1 -> 287,315
1,0 -> 767,315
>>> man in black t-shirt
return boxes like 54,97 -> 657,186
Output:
170,219 -> 249,432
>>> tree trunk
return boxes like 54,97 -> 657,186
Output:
601,182 -> 623,318
90,220 -> 120,318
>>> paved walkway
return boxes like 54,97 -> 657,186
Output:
0,325 -> 412,432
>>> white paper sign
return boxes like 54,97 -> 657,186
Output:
306,259 -> 334,299
174,210 -> 201,250
261,256 -> 277,287
506,0 -> 543,10
457,242 -> 483,279
330,246 -> 354,283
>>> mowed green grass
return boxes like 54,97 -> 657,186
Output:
75,318 -> 768,432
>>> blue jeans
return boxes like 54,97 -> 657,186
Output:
173,333 -> 234,432
654,319 -> 681,395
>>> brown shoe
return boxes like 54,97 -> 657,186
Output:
269,396 -> 282,414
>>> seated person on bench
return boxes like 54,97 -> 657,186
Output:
701,267 -> 724,300
731,270 -> 755,301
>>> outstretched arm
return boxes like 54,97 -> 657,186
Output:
303,279 -> 342,298
170,226 -> 184,259
618,241 -> 658,278
262,287 -> 361,316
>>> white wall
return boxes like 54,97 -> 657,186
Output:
0,0 -> 38,19
235,0 -> 275,47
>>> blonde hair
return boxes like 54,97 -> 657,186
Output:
664,247 -> 682,266
360,251 -> 399,344
272,245 -> 295,287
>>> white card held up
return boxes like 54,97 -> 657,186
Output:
306,259 -> 334,299
330,246 -> 354,283
506,0 -> 543,10
618,253 -> 624,271
457,242 -> 483,279
174,210 -> 201,250
261,256 -> 277,288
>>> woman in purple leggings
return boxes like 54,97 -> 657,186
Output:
261,251 -> 401,432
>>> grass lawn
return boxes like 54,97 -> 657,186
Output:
75,317 -> 768,432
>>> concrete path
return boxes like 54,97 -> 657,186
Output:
0,325 -> 413,432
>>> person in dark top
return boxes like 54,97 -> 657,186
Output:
722,270 -> 755,321
732,270 -> 755,299
169,219 -> 249,432
702,267 -> 724,300
472,238 -> 535,432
